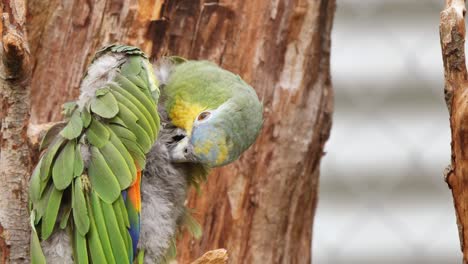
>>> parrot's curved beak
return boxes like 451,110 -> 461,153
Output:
170,137 -> 189,162
169,133 -> 197,163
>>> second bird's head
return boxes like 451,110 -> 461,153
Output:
160,60 -> 263,168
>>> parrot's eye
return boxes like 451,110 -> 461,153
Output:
197,111 -> 211,121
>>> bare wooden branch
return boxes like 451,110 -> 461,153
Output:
0,0 -> 32,262
190,249 -> 228,264
440,0 -> 468,262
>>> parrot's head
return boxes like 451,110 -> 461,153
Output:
160,60 -> 263,167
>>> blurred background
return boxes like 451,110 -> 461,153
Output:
313,1 -> 460,263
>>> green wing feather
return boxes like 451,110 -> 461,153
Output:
29,45 -> 160,264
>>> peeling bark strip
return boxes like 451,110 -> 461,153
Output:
152,1 -> 335,263
0,0 -> 32,262
440,0 -> 468,263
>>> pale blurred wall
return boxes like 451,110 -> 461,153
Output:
313,1 -> 460,263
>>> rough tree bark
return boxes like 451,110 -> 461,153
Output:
2,0 -> 335,263
27,0 -> 164,122
440,0 -> 468,263
0,0 -> 32,263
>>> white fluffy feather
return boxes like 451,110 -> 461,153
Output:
42,229 -> 74,264
77,53 -> 124,109
79,142 -> 91,168
153,58 -> 174,85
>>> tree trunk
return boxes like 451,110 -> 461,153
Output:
3,0 -> 334,263
155,2 -> 334,263
0,0 -> 32,262
440,0 -> 468,263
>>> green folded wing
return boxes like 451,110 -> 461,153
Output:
29,45 -> 160,264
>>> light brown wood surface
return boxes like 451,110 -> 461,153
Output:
440,0 -> 468,263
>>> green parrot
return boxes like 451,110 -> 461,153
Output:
28,45 -> 263,264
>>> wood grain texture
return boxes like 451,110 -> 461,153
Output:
27,0 -> 163,123
151,1 -> 335,263
0,0 -> 32,262
440,0 -> 468,263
